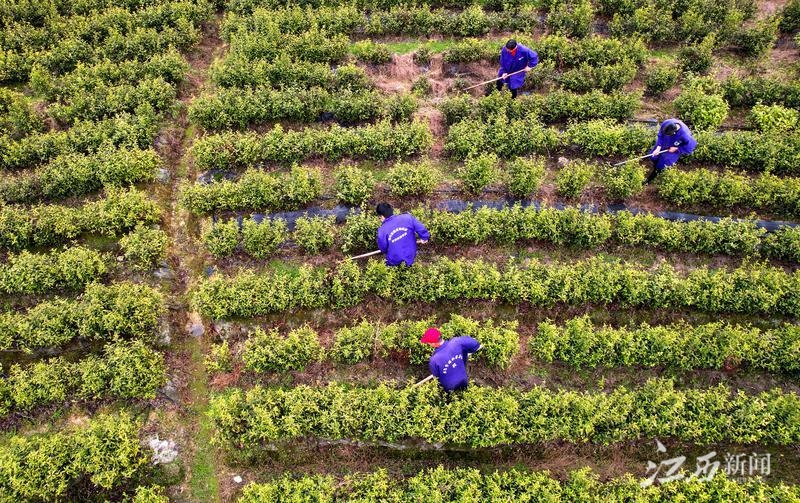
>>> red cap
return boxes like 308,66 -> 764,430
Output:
420,327 -> 441,344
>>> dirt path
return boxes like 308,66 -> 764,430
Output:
152,13 -> 225,503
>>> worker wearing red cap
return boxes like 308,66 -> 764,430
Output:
420,327 -> 481,392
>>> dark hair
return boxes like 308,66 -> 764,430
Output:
375,202 -> 394,218
663,122 -> 680,136
505,39 -> 517,50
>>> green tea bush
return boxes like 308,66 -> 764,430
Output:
546,0 -> 594,38
190,120 -> 432,170
600,163 -> 645,200
556,60 -> 638,93
350,40 -> 392,64
556,160 -> 594,198
411,76 -> 432,97
0,246 -> 107,294
532,315 -> 800,372
657,169 -> 800,216
763,227 -> 800,263
192,255 -> 800,319
202,219 -> 240,257
180,166 -> 322,215
0,146 -> 160,204
679,33 -> 716,74
612,212 -> 763,256
0,108 -> 159,170
459,153 -> 498,194
329,315 -> 519,368
210,56 -> 370,91
4,282 -> 164,351
47,77 -> 177,124
242,218 -> 288,259
209,379 -> 800,449
293,216 -> 336,254
239,467 -> 800,502
0,340 -> 164,416
119,225 -> 169,270
386,159 -> 440,197
644,65 -> 678,96
442,90 -> 641,125
0,412 -> 150,501
674,85 -> 729,131
0,88 -> 44,139
749,103 -> 799,133
241,326 -> 324,372
445,115 -> 562,159
413,45 -> 433,65
0,187 -> 160,254
340,210 -> 381,254
781,0 -> 800,32
564,119 -> 651,157
507,156 -> 546,198
205,341 -> 233,373
335,165 -> 374,206
723,76 -> 800,108
733,17 -> 779,57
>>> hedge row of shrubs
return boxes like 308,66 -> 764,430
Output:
0,412 -> 158,501
209,55 -> 372,90
0,88 -> 44,139
440,90 -> 641,125
225,0 -> 523,13
202,215 -> 335,257
191,120 -> 432,170
447,117 -> 800,175
0,0 -> 209,81
0,340 -> 165,416
180,166 -> 322,215
441,34 -> 648,67
47,76 -> 177,125
657,168 -> 800,217
533,315 -> 800,372
203,203 -> 800,263
189,86 -> 416,130
0,106 -> 159,170
222,4 -> 533,39
235,315 -> 519,372
0,146 -> 160,203
0,0 -> 210,53
604,0 -> 755,44
209,379 -> 800,449
30,49 -> 188,101
0,245 -> 107,295
0,187 -> 161,251
239,467 -> 800,502
192,257 -> 800,319
226,27 -> 349,64
0,281 -> 164,351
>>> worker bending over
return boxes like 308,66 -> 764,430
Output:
490,39 -> 538,99
376,202 -> 429,266
646,118 -> 697,184
420,327 -> 481,392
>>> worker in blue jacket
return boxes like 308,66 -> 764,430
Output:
376,202 -> 429,266
491,39 -> 538,99
645,118 -> 698,183
420,327 -> 482,392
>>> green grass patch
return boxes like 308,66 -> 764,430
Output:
188,337 -> 220,503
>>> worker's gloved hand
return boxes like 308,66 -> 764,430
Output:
501,73 -> 508,79
651,146 -> 662,158
668,146 -> 678,153
419,240 -> 428,244
524,66 -> 533,72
